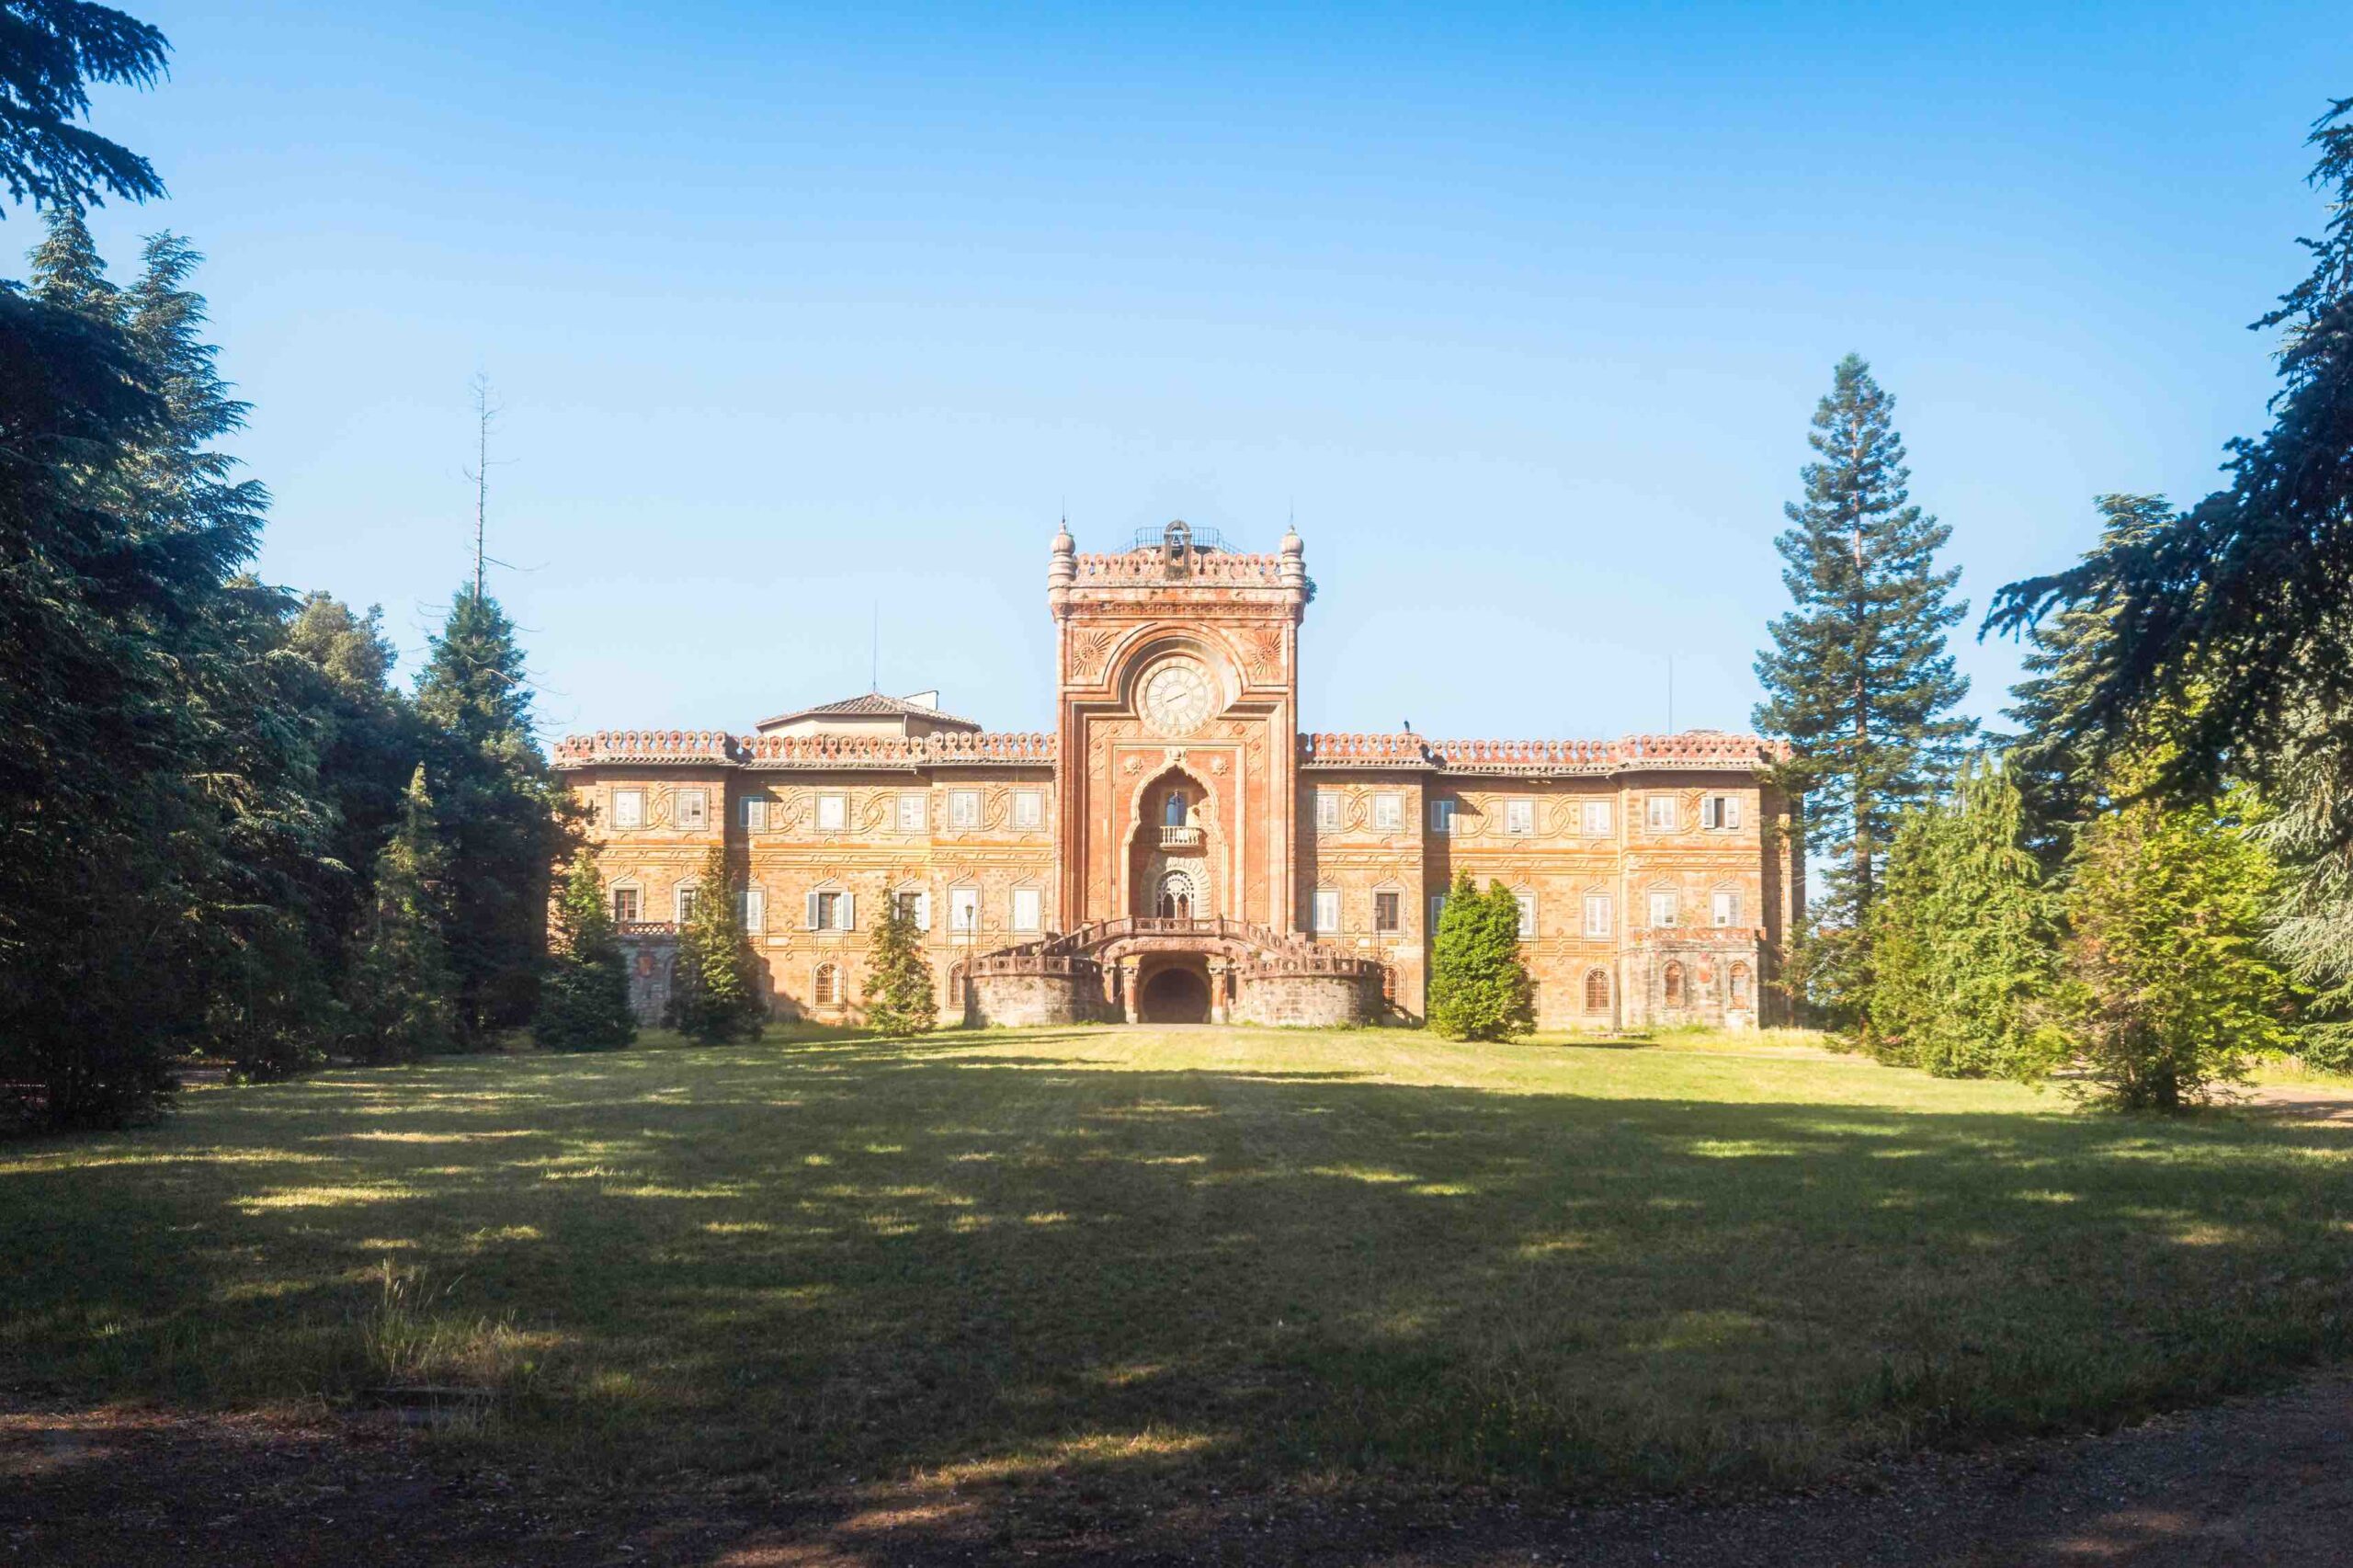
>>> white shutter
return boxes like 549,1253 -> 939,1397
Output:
840,892 -> 856,931
914,890 -> 931,931
1726,797 -> 1743,830
804,891 -> 820,930
743,887 -> 765,931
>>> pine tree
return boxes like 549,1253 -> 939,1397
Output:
1755,354 -> 1975,1023
1427,870 -> 1534,1041
414,584 -> 564,1042
2060,771 -> 2297,1109
535,847 -> 636,1052
3,213 -> 341,1117
0,1 -> 168,212
667,846 -> 764,1043
345,766 -> 459,1063
1863,756 -> 2063,1080
861,885 -> 938,1038
1990,100 -> 2353,903
2001,496 -> 2176,862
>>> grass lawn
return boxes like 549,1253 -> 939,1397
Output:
5,1025 -> 2351,1504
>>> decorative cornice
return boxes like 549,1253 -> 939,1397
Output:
1300,732 -> 1790,778
559,726 -> 1787,780
554,730 -> 1058,771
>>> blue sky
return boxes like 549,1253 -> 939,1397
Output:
52,2 -> 2352,741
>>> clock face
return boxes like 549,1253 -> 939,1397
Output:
1140,658 -> 1217,736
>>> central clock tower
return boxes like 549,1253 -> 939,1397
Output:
1047,521 -> 1312,934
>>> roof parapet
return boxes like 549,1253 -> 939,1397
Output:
553,730 -> 1058,770
1300,731 -> 1789,776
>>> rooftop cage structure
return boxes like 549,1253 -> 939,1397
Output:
1130,520 -> 1230,553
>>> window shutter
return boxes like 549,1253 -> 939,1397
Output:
840,892 -> 856,931
805,891 -> 820,930
1727,798 -> 1743,830
744,888 -> 765,931
914,891 -> 931,930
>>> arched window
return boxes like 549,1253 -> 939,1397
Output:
947,962 -> 967,1007
1164,790 -> 1189,828
1729,961 -> 1751,1006
1584,968 -> 1610,1012
1155,869 -> 1195,919
1663,960 -> 1686,1008
813,962 -> 841,1008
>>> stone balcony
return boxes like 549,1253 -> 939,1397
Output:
1158,824 -> 1203,851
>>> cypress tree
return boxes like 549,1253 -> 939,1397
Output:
414,584 -> 563,1042
345,767 -> 460,1062
861,886 -> 938,1039
1863,756 -> 2063,1080
535,847 -> 636,1052
1755,354 -> 1975,1023
1427,870 -> 1534,1041
2059,771 -> 2297,1109
668,846 -> 764,1043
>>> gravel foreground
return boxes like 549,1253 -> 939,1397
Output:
5,1368 -> 2347,1566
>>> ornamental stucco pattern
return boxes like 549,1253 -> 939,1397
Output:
556,524 -> 1802,1030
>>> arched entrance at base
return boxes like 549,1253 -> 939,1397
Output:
1139,963 -> 1211,1024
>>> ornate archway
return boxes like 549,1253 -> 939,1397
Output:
1154,868 -> 1198,918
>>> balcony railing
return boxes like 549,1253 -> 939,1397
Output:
1158,824 -> 1203,850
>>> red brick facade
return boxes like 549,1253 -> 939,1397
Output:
554,524 -> 1802,1029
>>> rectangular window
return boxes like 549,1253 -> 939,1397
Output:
949,789 -> 982,828
1429,892 -> 1447,929
1430,798 -> 1457,834
1315,790 -> 1342,831
949,887 -> 980,933
741,794 -> 767,832
1712,890 -> 1742,927
1374,891 -> 1401,934
676,789 -> 709,830
612,886 -> 640,924
1649,890 -> 1679,927
676,884 -> 700,922
1504,798 -> 1534,835
896,889 -> 930,930
1010,888 -> 1041,932
1313,887 -> 1341,932
1702,794 -> 1743,830
1513,892 -> 1537,939
611,789 -> 644,829
897,792 -> 926,833
1372,793 -> 1404,831
815,792 -> 847,832
1646,795 -> 1677,833
1012,790 -> 1044,828
1582,799 -> 1611,836
808,890 -> 851,931
1583,892 -> 1611,937
739,886 -> 765,932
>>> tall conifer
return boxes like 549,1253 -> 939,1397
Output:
536,847 -> 636,1052
414,584 -> 563,1041
346,767 -> 459,1062
667,846 -> 764,1043
861,886 -> 938,1038
1755,354 -> 1974,1021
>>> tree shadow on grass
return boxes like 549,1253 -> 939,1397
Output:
3,1034 -> 2350,1551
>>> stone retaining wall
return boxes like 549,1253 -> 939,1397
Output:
1232,969 -> 1380,1028
968,967 -> 1104,1027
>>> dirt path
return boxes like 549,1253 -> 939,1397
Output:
6,1369 -> 2350,1566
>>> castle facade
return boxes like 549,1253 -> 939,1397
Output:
555,523 -> 1802,1030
